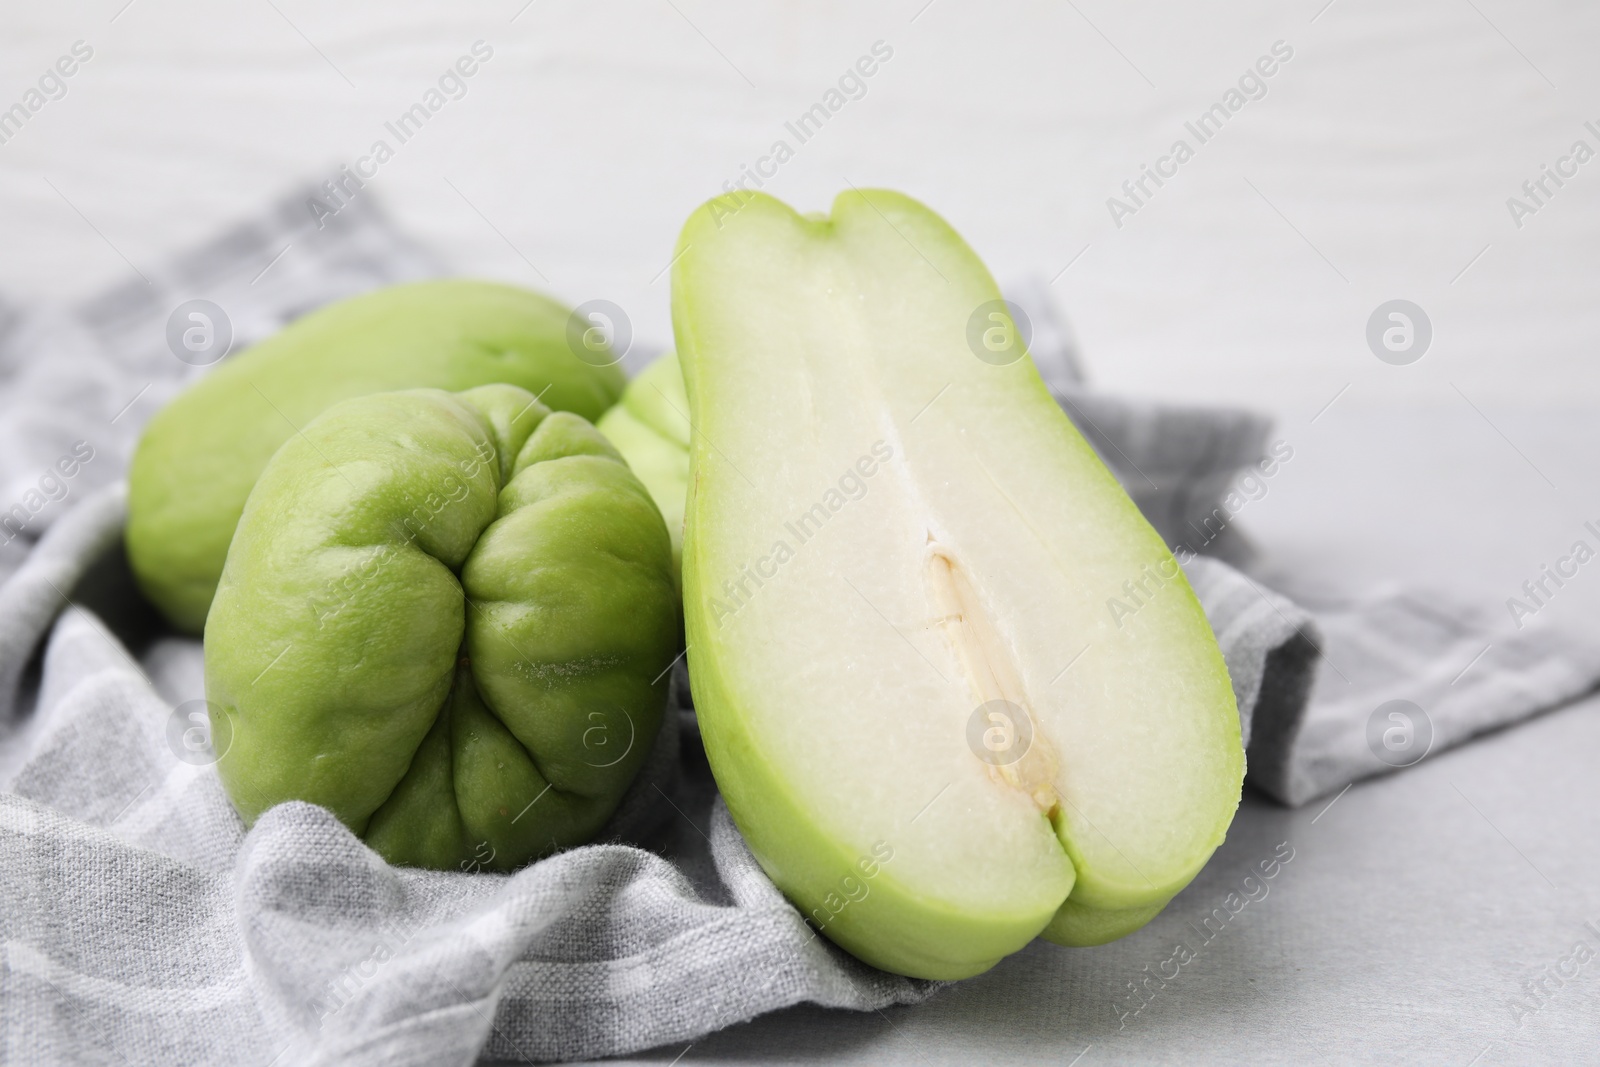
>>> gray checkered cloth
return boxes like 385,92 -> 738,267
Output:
1,191 -> 1591,1065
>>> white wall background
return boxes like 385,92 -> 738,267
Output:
0,0 -> 1595,428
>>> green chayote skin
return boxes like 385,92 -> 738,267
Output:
130,280 -> 625,635
595,352 -> 690,587
204,384 -> 679,872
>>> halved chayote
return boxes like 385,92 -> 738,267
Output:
204,384 -> 678,871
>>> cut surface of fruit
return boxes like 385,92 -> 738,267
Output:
673,190 -> 1243,979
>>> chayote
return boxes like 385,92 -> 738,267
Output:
129,280 -> 625,634
594,351 -> 690,585
204,384 -> 679,871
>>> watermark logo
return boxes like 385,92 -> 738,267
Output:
308,41 -> 494,229
166,299 -> 232,366
965,299 -> 1031,366
166,699 -> 228,766
710,40 -> 895,229
1170,438 -> 1295,560
0,440 -> 96,547
1106,555 -> 1184,629
566,299 -> 630,368
580,706 -> 636,769
1106,40 -> 1295,228
1113,841 -> 1295,1030
306,438 -> 495,629
803,840 -> 895,935
1365,299 -> 1431,366
310,914 -> 425,1027
1506,121 -> 1600,230
1365,699 -> 1432,767
966,699 -> 1033,766
459,839 -> 496,874
706,440 -> 894,628
0,40 -> 94,147
1506,520 -> 1600,629
1506,920 -> 1600,1028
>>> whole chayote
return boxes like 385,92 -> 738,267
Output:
129,280 -> 625,634
594,351 -> 689,584
204,384 -> 678,871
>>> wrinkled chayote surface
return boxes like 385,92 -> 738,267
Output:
130,280 -> 625,634
204,384 -> 679,871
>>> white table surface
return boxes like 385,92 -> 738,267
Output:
3,0 -> 1598,419
3,3 -> 1597,1063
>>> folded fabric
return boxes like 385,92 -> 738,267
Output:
1243,577 -> 1600,806
0,479 -> 1305,1065
0,188 -> 442,574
